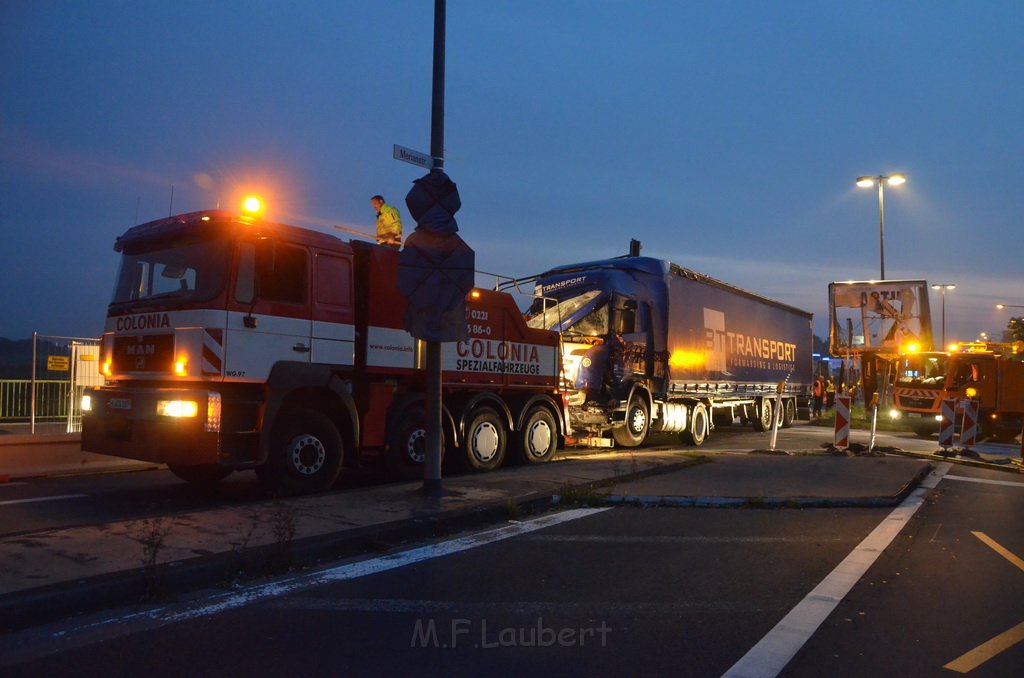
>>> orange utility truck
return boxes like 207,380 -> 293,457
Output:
893,341 -> 1024,441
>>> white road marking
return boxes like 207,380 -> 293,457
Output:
944,474 -> 1024,488
157,507 -> 611,624
0,494 -> 87,506
0,507 -> 610,668
722,462 -> 952,678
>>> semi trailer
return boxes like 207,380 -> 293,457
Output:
517,255 -> 813,447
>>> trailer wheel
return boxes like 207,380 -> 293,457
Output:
712,407 -> 735,428
257,409 -> 343,495
463,407 -> 507,472
386,406 -> 436,480
167,464 -> 232,486
753,398 -> 773,432
613,394 -> 649,447
782,399 -> 796,428
515,406 -> 557,464
680,402 -> 708,446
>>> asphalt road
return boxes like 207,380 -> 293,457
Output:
0,423 -> 958,537
783,463 -> 1024,677
4,462 -> 1022,676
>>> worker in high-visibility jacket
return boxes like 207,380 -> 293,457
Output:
370,195 -> 403,249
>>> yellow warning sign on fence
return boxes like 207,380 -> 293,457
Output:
47,355 -> 70,372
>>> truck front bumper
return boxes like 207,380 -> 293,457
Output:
81,386 -> 222,466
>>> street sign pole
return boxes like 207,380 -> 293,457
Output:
423,0 -> 446,497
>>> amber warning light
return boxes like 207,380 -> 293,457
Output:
242,196 -> 264,215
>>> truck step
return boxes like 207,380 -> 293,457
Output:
569,435 -> 614,449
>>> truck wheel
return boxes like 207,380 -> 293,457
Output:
613,395 -> 649,447
753,398 -> 773,432
463,407 -> 507,472
387,406 -> 433,480
515,406 -> 557,464
167,464 -> 232,486
782,399 -> 796,428
712,407 -> 735,428
257,409 -> 343,495
680,402 -> 708,446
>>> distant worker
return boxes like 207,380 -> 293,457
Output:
825,377 -> 836,409
812,376 -> 825,418
370,195 -> 403,249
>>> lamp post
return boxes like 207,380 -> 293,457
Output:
856,173 -> 906,280
996,304 -> 1024,310
931,283 -> 955,348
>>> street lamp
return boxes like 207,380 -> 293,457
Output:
931,283 -> 955,348
996,304 -> 1024,310
856,173 -> 907,280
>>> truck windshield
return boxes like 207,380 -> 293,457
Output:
895,354 -> 948,387
111,238 -> 229,306
526,289 -> 608,337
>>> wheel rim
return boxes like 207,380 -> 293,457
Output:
404,428 -> 426,464
526,419 -> 552,458
693,407 -> 707,443
288,433 -> 326,476
628,404 -> 647,435
761,401 -> 772,429
472,422 -> 501,463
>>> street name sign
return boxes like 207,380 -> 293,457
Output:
393,144 -> 434,170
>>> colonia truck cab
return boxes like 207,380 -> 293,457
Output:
521,255 -> 813,447
82,210 -> 567,494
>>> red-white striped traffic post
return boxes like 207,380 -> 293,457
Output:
834,396 -> 851,449
939,398 -> 956,449
959,399 -> 979,448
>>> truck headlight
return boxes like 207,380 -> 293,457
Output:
888,408 -> 901,419
157,400 -> 199,418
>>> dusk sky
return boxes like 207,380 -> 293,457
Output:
1,1 -> 1021,345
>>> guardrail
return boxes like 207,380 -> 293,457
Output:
0,333 -> 101,434
0,379 -> 78,431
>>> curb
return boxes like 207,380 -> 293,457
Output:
889,447 -> 1024,475
602,460 -> 934,509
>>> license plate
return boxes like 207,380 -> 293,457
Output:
109,398 -> 132,410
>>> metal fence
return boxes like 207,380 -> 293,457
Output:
0,334 -> 101,434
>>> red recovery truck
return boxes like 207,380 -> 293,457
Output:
82,210 -> 567,494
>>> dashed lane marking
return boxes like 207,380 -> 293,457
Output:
943,621 -> 1024,674
942,532 -> 1024,672
971,531 -> 1024,573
